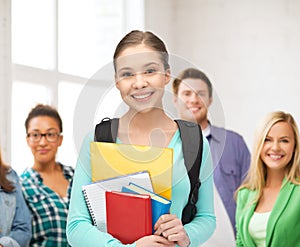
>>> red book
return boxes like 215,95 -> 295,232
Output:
105,191 -> 152,244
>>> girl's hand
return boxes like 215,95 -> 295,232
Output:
154,214 -> 190,247
136,235 -> 175,247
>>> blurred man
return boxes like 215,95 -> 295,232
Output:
173,68 -> 250,246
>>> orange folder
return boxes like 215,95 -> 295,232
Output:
105,191 -> 152,244
90,142 -> 173,199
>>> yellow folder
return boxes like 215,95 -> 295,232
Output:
90,142 -> 173,200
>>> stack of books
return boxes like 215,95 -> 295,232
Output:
82,171 -> 172,244
82,142 -> 174,244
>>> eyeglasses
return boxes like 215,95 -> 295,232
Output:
27,132 -> 61,143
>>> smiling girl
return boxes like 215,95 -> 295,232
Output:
235,111 -> 300,246
67,30 -> 215,247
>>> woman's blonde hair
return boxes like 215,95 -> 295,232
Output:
236,111 -> 300,202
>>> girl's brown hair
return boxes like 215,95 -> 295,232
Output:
113,30 -> 170,71
25,104 -> 63,133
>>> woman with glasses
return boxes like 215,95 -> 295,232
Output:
20,104 -> 74,247
0,147 -> 31,247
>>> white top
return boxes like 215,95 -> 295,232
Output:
248,211 -> 271,247
200,184 -> 235,247
202,125 -> 211,138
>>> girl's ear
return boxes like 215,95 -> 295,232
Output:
57,135 -> 63,147
26,136 -> 31,147
173,94 -> 178,104
208,96 -> 213,107
115,74 -> 120,90
165,69 -> 171,85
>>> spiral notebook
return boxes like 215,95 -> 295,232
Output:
82,171 -> 153,232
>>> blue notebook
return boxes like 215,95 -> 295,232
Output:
122,182 -> 172,232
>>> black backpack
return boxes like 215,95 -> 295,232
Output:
94,117 -> 203,225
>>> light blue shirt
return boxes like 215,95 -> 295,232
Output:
67,129 -> 215,247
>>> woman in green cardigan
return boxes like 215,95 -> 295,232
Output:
235,111 -> 300,247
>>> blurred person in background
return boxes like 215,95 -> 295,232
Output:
0,146 -> 31,247
173,68 -> 250,246
20,104 -> 74,247
235,111 -> 300,246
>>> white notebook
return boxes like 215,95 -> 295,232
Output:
82,170 -> 153,232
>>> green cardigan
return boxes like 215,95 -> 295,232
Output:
235,180 -> 300,247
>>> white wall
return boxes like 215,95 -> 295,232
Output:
145,0 -> 300,150
0,0 -> 11,161
1,0 -> 300,160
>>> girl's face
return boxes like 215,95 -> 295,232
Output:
260,121 -> 295,173
115,44 -> 170,113
26,116 -> 63,166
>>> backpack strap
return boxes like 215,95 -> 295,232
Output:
175,119 -> 203,225
94,117 -> 119,142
